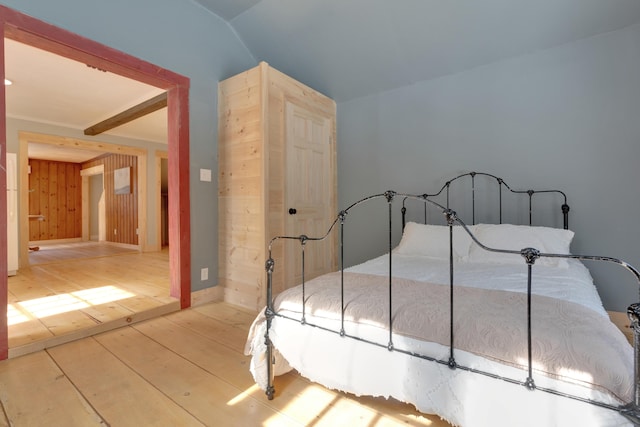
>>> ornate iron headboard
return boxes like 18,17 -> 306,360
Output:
401,171 -> 570,230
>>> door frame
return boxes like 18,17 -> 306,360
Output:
0,6 -> 191,359
81,164 -> 106,242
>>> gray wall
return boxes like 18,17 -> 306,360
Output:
337,22 -> 640,311
1,0 -> 256,291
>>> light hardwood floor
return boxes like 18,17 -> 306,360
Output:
8,243 -> 177,357
0,301 -> 451,426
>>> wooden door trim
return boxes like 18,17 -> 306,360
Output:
0,5 -> 191,360
80,164 -> 105,242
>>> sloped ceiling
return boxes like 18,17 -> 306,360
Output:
196,0 -> 640,102
9,0 -> 640,162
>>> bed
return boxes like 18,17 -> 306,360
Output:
245,172 -> 640,426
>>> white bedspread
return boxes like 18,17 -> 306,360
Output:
245,254 -> 633,426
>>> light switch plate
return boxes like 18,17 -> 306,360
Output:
200,168 -> 212,182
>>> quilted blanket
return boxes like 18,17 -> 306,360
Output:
247,271 -> 633,403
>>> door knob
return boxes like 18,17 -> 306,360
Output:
288,208 -> 297,215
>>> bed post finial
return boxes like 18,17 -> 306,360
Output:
520,247 -> 541,265
384,190 -> 396,203
443,208 -> 458,225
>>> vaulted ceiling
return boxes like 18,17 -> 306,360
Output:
197,0 -> 640,102
8,0 -> 640,162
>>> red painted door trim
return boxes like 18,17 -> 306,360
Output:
0,6 -> 192,360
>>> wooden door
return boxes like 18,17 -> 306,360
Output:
284,101 -> 335,287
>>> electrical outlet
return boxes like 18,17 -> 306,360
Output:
200,268 -> 209,281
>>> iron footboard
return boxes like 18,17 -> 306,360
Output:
263,191 -> 640,423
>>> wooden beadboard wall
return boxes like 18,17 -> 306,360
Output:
28,159 -> 82,241
82,154 -> 138,245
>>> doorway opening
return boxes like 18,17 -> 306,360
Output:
0,6 -> 191,360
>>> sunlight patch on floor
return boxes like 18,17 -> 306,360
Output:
227,383 -> 261,406
7,304 -> 31,325
72,286 -> 136,305
8,286 -> 136,325
253,377 -> 440,426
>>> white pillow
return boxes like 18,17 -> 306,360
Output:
395,222 -> 474,260
466,223 -> 574,268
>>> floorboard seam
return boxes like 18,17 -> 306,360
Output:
45,344 -> 111,426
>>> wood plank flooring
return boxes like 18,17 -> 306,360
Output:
27,241 -> 139,265
8,243 -> 177,357
0,302 -> 452,426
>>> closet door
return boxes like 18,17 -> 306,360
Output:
284,101 -> 335,287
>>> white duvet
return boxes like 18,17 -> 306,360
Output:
245,254 -> 634,427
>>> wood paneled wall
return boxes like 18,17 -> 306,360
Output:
83,154 -> 138,245
28,159 -> 82,241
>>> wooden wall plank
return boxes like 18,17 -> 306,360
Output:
48,161 -> 58,239
82,154 -> 138,245
28,159 -> 82,241
29,154 -> 139,245
218,65 -> 266,312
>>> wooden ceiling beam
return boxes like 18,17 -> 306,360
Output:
84,92 -> 167,136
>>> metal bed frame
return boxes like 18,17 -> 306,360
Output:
262,172 -> 640,423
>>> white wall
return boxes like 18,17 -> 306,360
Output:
338,22 -> 640,311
